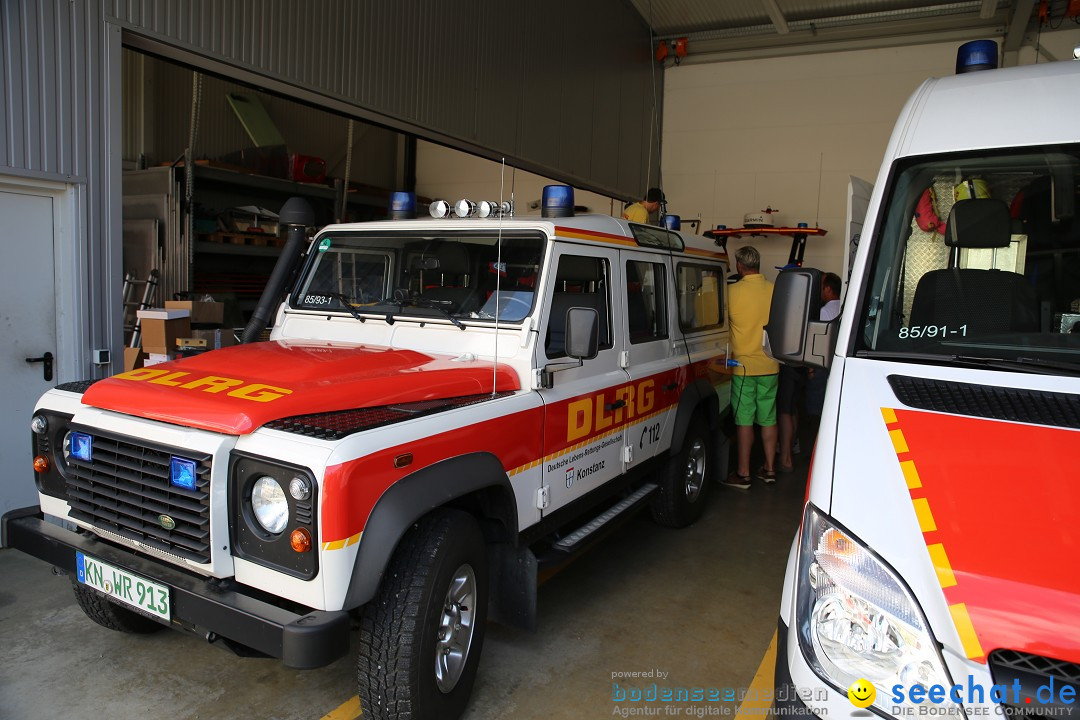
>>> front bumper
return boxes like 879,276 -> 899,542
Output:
773,619 -> 825,719
2,506 -> 350,669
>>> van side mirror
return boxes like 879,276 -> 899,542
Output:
764,269 -> 836,369
565,307 -> 599,360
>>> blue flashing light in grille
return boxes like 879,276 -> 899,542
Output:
69,432 -> 93,463
170,457 -> 197,491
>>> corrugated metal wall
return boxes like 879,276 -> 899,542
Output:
1,0 -> 121,375
109,0 -> 659,199
1,0 -> 659,375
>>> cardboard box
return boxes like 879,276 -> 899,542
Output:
144,353 -> 173,367
165,300 -> 224,326
138,308 -> 191,355
123,347 -> 146,372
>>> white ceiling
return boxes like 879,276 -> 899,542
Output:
629,0 -> 1077,62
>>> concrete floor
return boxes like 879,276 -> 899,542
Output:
0,444 -> 808,720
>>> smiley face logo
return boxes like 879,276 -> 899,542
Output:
848,678 -> 876,708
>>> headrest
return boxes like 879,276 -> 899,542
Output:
945,199 -> 1011,249
419,243 -> 471,275
556,256 -> 603,284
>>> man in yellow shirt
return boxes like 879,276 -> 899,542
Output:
723,245 -> 779,489
622,187 -> 664,224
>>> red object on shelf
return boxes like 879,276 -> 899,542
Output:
289,153 -> 327,184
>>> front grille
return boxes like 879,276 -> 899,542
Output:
63,430 -> 212,564
989,650 -> 1080,717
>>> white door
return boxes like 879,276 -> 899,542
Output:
619,250 -> 680,468
0,184 -> 60,516
845,176 -> 874,292
537,246 -> 629,512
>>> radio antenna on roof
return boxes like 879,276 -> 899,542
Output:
492,158 -> 507,396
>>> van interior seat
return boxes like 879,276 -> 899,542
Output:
546,256 -> 609,357
910,198 -> 1038,334
420,242 -> 478,313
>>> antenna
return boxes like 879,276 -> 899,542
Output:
815,151 -> 824,228
492,158 -> 506,396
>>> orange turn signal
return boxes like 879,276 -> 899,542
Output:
290,527 -> 312,553
33,456 -> 49,473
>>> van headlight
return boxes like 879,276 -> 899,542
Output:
796,504 -> 957,716
251,476 -> 289,534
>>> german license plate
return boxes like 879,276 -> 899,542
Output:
76,552 -> 170,622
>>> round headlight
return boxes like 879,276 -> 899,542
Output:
251,476 -> 289,534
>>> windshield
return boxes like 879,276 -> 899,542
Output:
292,230 -> 546,324
856,145 -> 1080,370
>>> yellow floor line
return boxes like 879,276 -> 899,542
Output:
736,630 -> 778,717
319,632 -> 777,719
320,694 -> 361,720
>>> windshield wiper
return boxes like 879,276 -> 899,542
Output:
856,350 -> 1080,376
325,293 -> 367,323
398,296 -> 466,330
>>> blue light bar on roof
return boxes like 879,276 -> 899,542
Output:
662,214 -> 681,230
388,192 -> 416,219
956,39 -> 998,74
541,185 -> 574,219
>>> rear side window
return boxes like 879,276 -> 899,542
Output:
626,260 -> 668,344
677,263 -> 724,331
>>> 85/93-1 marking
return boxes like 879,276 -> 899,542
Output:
76,552 -> 170,621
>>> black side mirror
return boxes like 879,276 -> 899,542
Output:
764,268 -> 835,369
565,307 -> 599,360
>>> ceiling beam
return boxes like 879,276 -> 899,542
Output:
1003,0 -> 1037,52
761,0 -> 790,34
679,13 -> 1007,64
979,0 -> 997,19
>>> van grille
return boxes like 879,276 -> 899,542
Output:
988,650 -> 1080,717
888,375 -> 1080,430
64,430 -> 212,564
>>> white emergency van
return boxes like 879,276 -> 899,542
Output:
3,186 -> 733,720
767,43 -> 1080,718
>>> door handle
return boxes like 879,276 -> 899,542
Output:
605,399 -> 626,411
25,351 -> 53,382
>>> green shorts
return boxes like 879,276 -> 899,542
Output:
731,373 -> 778,427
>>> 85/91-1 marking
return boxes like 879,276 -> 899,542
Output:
76,552 -> 170,621
899,324 -> 967,339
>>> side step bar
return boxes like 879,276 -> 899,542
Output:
551,482 -> 658,552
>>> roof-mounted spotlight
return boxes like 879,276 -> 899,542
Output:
454,199 -> 476,218
429,200 -> 451,218
477,200 -> 512,218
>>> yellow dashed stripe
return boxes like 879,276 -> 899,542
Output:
900,459 -> 922,489
882,407 -> 983,662
321,532 -> 361,551
949,603 -> 985,659
911,497 -> 937,533
926,543 -> 957,588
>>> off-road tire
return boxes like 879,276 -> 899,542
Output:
357,509 -> 488,720
70,581 -> 165,634
650,412 -> 714,527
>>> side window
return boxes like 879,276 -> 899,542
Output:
626,260 -> 668,344
677,263 -> 724,332
545,255 -> 613,358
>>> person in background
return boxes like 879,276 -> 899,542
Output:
722,245 -> 780,489
806,272 -> 842,424
622,187 -> 664,224
776,364 -> 806,474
